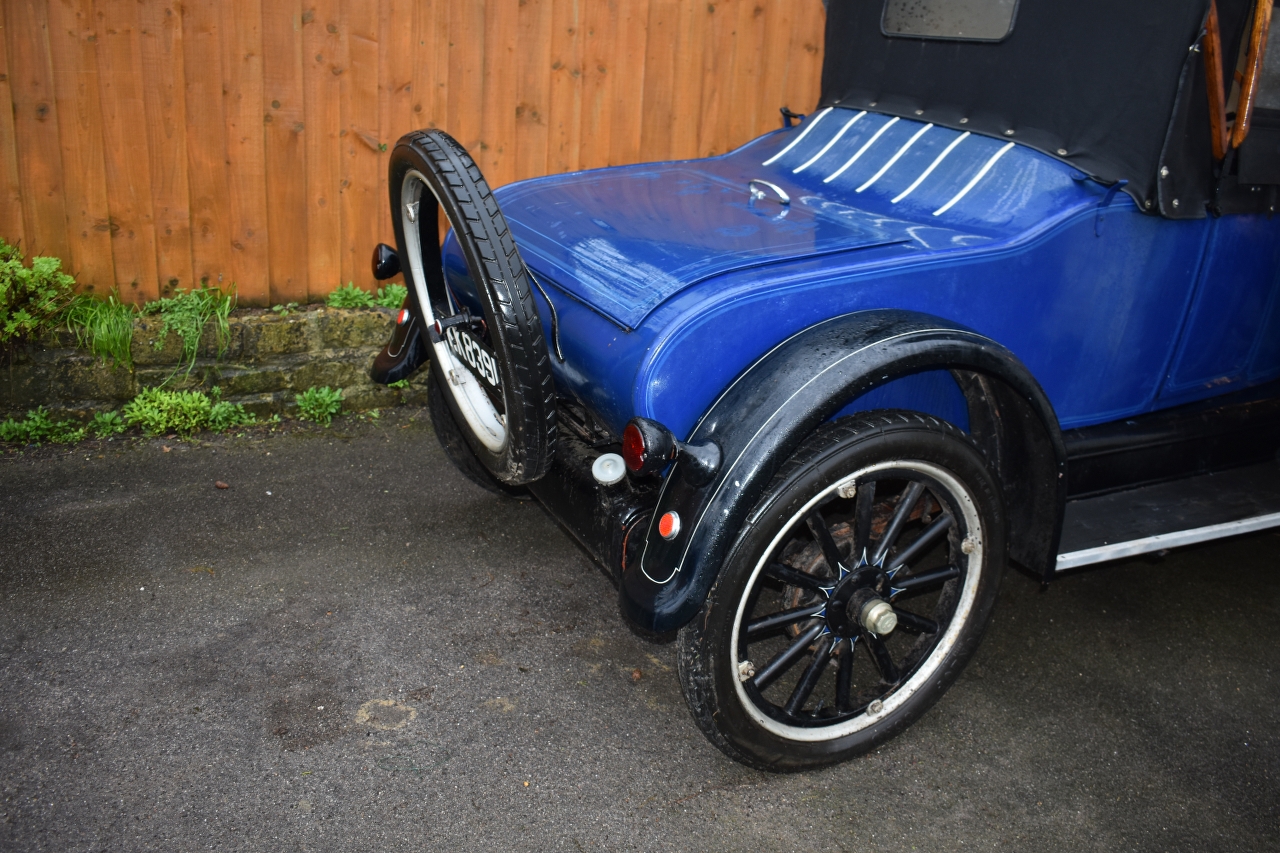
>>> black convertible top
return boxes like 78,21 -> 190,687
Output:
820,0 -> 1255,215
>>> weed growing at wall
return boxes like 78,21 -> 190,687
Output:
123,386 -> 255,436
326,282 -> 406,310
143,285 -> 235,377
296,386 -> 343,426
0,239 -> 76,357
0,407 -> 85,444
64,293 -> 137,368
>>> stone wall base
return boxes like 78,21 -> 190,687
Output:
0,306 -> 426,418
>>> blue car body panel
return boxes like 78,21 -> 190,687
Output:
438,107 -> 1280,441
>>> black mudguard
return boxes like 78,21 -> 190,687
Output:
620,309 -> 1068,637
370,294 -> 429,385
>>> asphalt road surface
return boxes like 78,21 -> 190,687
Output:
1,408 -> 1276,852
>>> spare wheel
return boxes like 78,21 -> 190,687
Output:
389,129 -> 556,485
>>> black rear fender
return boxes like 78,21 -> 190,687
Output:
619,309 -> 1066,637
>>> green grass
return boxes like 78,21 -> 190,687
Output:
295,385 -> 343,426
64,293 -> 137,368
374,282 -> 407,309
143,285 -> 235,378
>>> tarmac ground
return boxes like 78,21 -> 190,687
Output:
1,407 -> 1276,851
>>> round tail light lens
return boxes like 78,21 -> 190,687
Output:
622,423 -> 646,472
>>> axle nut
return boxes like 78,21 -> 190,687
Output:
860,598 -> 898,635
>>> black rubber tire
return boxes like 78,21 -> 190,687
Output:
676,410 -> 1006,772
426,369 -> 530,500
389,129 -> 555,485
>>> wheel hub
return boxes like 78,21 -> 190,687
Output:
822,567 -> 891,637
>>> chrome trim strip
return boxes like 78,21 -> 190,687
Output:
823,117 -> 900,184
932,141 -> 1016,216
892,131 -> 970,203
792,111 -> 866,173
856,123 -> 932,192
1055,511 -> 1280,571
761,107 -> 833,166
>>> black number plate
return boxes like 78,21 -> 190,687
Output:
444,324 -> 502,391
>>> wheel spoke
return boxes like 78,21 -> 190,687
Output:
855,482 -> 876,559
751,623 -> 825,691
890,564 -> 961,597
886,512 -> 953,575
870,481 -> 925,566
863,632 -> 901,684
892,608 -> 939,634
764,562 -> 824,591
836,637 -> 855,712
806,510 -> 846,573
785,635 -> 837,716
746,603 -> 826,639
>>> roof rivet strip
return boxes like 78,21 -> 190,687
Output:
932,141 -> 1016,216
761,107 -> 833,166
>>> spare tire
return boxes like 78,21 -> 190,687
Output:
389,130 -> 556,485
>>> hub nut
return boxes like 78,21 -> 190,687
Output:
860,598 -> 898,635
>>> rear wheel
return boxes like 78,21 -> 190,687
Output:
389,129 -> 555,485
677,411 -> 1005,771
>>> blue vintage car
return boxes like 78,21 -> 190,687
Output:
370,0 -> 1280,770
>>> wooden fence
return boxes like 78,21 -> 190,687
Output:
0,0 -> 826,306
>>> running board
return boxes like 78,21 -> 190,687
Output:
1056,460 -> 1280,571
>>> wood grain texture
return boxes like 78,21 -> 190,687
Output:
95,0 -> 160,301
138,1 -> 194,295
47,0 -> 114,287
5,0 -> 70,263
0,15 -> 27,252
262,0 -> 309,303
1,0 -> 825,305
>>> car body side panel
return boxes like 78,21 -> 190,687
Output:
631,205 -> 1209,438
1159,214 -> 1280,405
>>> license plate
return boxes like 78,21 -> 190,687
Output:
444,324 -> 502,391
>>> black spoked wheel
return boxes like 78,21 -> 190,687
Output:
678,411 -> 1006,771
389,129 -> 555,485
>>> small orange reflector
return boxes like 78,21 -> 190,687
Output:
658,511 -> 681,540
397,308 -> 410,325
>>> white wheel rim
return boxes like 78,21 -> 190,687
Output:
401,169 -> 508,453
729,459 -> 984,742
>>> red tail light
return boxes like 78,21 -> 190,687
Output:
621,417 -> 677,476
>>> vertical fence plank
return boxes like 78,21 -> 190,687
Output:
579,1 -> 616,169
546,0 -> 582,175
6,0 -> 825,301
639,0 -> 676,162
0,16 -> 27,250
219,0 -> 270,304
182,1 -> 233,290
733,0 -> 769,147
447,1 -> 485,153
695,2 -> 725,158
262,0 -> 309,304
138,1 -> 194,297
95,1 -> 160,303
340,0 -> 381,290
515,0 -> 552,182
379,0 -> 417,259
608,0 -> 647,167
302,0 -> 343,300
4,0 -> 69,263
47,0 -> 114,289
480,1 -> 518,187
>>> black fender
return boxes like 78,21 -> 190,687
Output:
620,309 -> 1067,636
